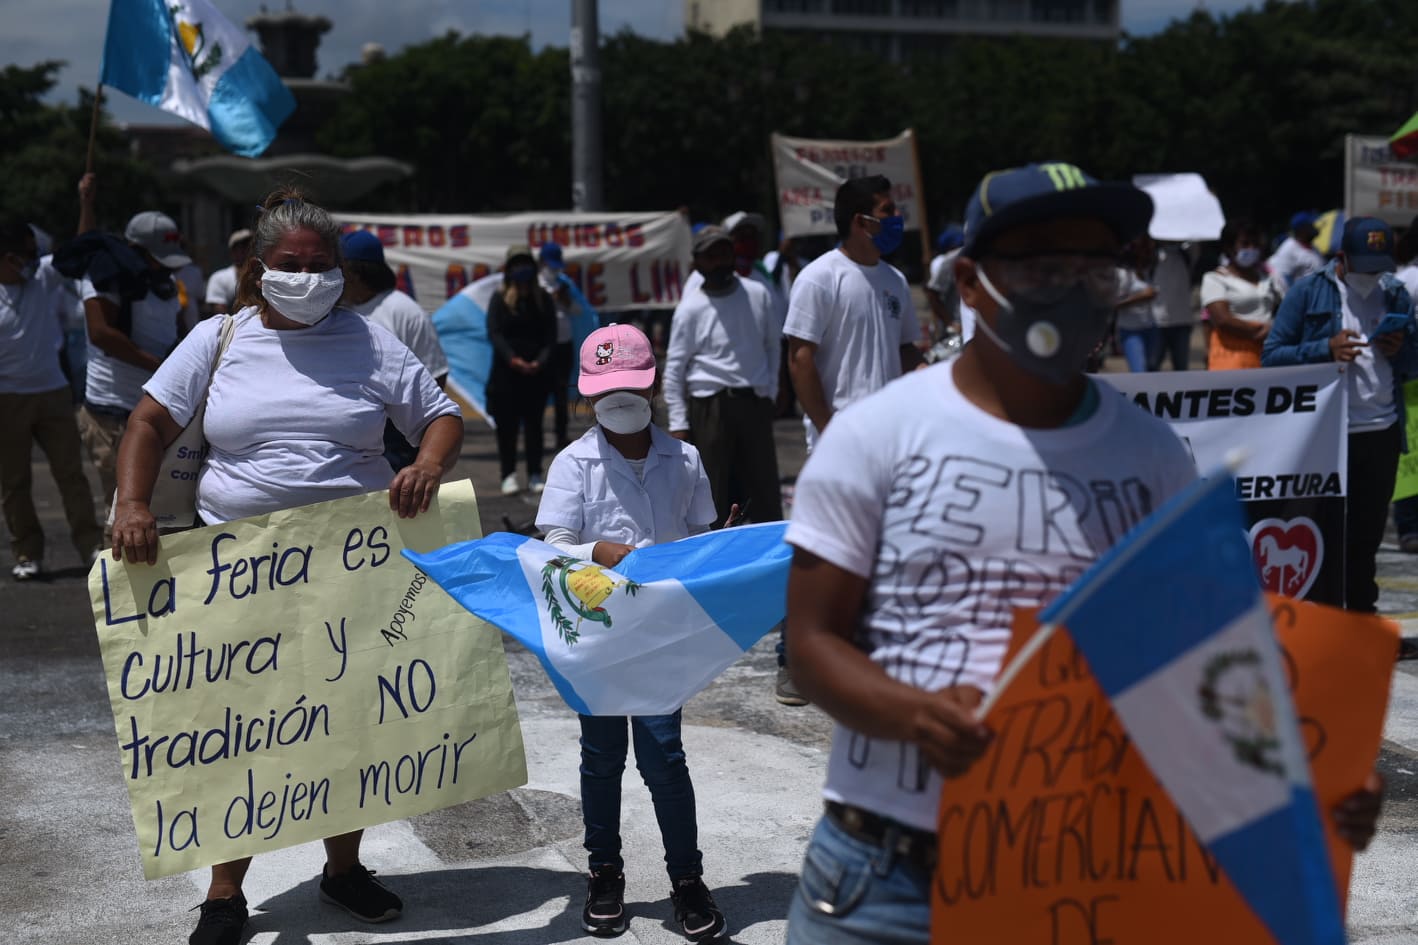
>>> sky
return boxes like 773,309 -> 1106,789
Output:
0,0 -> 1262,126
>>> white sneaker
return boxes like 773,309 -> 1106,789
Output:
529,475 -> 546,494
500,474 -> 521,496
12,557 -> 41,581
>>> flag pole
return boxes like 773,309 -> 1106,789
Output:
85,82 -> 103,174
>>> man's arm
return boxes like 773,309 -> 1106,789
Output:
663,301 -> 694,437
788,336 -> 832,434
84,296 -> 161,371
77,173 -> 97,234
787,548 -> 991,777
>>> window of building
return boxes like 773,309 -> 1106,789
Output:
900,0 -> 960,16
764,0 -> 826,12
829,0 -> 893,15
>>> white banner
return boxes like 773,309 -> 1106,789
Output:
771,130 -> 924,238
335,211 -> 693,312
1133,173 -> 1226,242
1098,364 -> 1348,500
1345,134 -> 1418,225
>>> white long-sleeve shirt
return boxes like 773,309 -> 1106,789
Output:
663,275 -> 781,432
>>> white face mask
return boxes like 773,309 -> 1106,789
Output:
1345,270 -> 1381,298
594,390 -> 652,435
260,264 -> 345,325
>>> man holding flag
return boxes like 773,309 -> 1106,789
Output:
780,162 -> 1383,944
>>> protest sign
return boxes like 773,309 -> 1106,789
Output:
1099,364 -> 1347,605
1345,134 -> 1418,225
1133,173 -> 1225,242
334,211 -> 692,311
933,597 -> 1396,945
1394,379 -> 1418,501
89,480 -> 526,879
771,130 -> 925,238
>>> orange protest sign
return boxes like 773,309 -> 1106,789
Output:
932,595 -> 1396,945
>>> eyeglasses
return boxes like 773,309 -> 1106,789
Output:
985,253 -> 1124,304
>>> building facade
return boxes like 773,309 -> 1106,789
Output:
686,0 -> 1119,59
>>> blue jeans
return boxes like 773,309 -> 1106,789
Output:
578,710 -> 702,879
785,814 -> 932,945
1152,324 -> 1194,371
1118,326 -> 1159,373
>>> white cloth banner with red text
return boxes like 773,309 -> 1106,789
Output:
334,211 -> 693,312
771,130 -> 924,238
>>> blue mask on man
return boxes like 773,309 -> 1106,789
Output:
871,215 -> 905,256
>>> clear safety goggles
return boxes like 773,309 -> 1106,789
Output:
984,253 -> 1124,305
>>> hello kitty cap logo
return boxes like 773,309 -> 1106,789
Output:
579,323 -> 656,397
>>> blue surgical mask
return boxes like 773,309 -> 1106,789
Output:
871,215 -> 905,256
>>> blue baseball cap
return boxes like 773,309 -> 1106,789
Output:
936,224 -> 964,252
340,229 -> 386,264
1340,217 -> 1396,273
1290,211 -> 1318,231
539,241 -> 565,270
961,162 -> 1153,259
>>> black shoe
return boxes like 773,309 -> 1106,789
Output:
189,894 -> 247,945
319,864 -> 402,922
582,867 -> 628,937
671,876 -> 726,942
775,665 -> 808,706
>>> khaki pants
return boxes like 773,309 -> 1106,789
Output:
0,388 -> 103,562
77,402 -> 129,534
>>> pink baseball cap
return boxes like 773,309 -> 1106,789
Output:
579,323 -> 656,397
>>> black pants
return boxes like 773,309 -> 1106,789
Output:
688,391 -> 783,525
551,342 -> 574,444
1346,423 -> 1403,613
488,379 -> 547,480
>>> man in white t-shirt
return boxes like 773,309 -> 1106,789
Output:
1267,211 -> 1325,291
781,163 -> 1198,944
203,228 -> 252,316
0,220 -> 102,579
340,230 -> 450,471
76,189 -> 187,524
783,175 -> 924,453
663,225 -> 782,526
925,224 -> 964,340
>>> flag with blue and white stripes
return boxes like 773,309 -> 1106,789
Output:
1040,472 -> 1343,945
101,0 -> 294,158
406,523 -> 791,717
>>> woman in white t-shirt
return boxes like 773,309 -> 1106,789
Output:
109,189 -> 463,945
1202,221 -> 1282,370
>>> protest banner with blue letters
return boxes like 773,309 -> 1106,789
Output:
1099,364 -> 1346,606
407,523 -> 792,717
89,481 -> 526,879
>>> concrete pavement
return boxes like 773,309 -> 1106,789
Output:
5,396 -> 1418,943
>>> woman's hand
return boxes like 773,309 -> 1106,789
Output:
388,460 -> 443,518
1334,770 -> 1384,852
111,498 -> 160,565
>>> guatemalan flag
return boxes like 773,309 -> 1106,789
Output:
101,0 -> 295,158
1040,472 -> 1344,945
406,523 -> 791,716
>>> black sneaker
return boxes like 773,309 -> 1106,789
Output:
189,894 -> 247,945
319,864 -> 402,922
670,876 -> 726,942
582,867 -> 628,937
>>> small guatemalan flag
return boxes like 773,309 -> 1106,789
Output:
406,522 -> 791,717
1040,472 -> 1344,945
101,0 -> 295,158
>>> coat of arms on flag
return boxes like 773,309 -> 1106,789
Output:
540,556 -> 643,644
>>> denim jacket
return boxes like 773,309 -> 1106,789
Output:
1261,259 -> 1418,449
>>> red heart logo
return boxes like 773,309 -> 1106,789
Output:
1248,517 -> 1324,600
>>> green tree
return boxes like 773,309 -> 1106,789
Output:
0,62 -> 166,237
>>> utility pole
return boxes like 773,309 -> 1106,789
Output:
570,0 -> 603,211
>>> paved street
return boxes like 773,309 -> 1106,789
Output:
4,395 -> 1418,943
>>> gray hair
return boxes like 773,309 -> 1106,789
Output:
252,194 -> 342,262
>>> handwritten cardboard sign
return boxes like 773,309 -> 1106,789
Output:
89,480 -> 527,879
933,596 -> 1396,944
